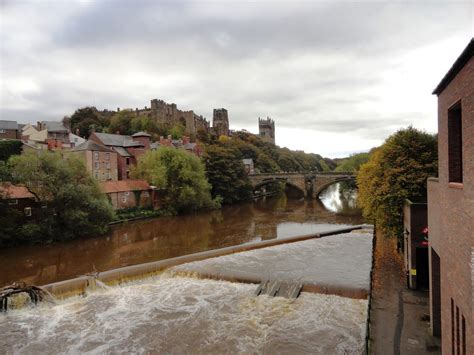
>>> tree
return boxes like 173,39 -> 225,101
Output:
108,110 -> 134,135
357,127 -> 438,237
335,152 -> 370,173
70,107 -> 110,138
131,147 -> 220,213
7,151 -> 115,243
0,140 -> 22,161
203,145 -> 253,204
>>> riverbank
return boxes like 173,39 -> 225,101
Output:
369,230 -> 440,354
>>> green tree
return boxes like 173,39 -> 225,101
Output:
357,127 -> 438,237
170,124 -> 186,139
70,107 -> 110,138
203,145 -> 253,204
335,152 -> 370,172
108,110 -> 135,135
7,151 -> 115,243
0,140 -> 22,162
131,147 -> 220,213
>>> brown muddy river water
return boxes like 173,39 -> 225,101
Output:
0,183 -> 363,287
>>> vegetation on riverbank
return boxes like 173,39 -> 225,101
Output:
131,147 -> 221,214
0,152 -> 115,246
356,127 -> 437,237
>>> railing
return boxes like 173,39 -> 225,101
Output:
248,171 -> 354,176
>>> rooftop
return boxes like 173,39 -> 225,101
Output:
0,120 -> 19,130
433,38 -> 474,95
73,140 -> 114,153
0,183 -> 36,200
42,121 -> 68,133
93,132 -> 143,148
132,131 -> 151,137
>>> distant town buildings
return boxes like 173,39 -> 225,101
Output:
427,38 -> 472,354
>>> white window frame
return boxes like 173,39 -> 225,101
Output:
94,151 -> 99,160
8,199 -> 18,205
24,207 -> 32,216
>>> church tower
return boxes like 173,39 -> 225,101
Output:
212,108 -> 229,136
258,117 -> 275,144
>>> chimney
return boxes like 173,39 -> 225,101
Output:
117,107 -> 120,112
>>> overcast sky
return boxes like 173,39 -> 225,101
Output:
1,0 -> 473,157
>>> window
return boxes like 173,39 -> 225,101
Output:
94,171 -> 99,180
142,191 -> 149,197
105,153 -> 110,161
24,207 -> 32,216
106,172 -> 111,180
456,306 -> 460,355
106,162 -> 110,169
95,162 -> 100,170
451,299 -> 455,354
125,191 -> 130,196
94,151 -> 99,160
8,199 -> 18,205
126,157 -> 130,165
462,315 -> 466,355
448,102 -> 463,183
121,195 -> 127,203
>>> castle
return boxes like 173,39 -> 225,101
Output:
111,98 -> 275,144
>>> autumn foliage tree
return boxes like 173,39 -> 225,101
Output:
357,127 -> 437,237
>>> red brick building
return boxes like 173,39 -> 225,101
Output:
89,132 -> 150,180
428,38 -> 473,354
0,120 -> 20,139
0,183 -> 38,219
101,180 -> 154,210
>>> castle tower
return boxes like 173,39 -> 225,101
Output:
212,108 -> 229,136
258,117 -> 275,144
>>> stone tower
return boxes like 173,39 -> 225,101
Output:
258,117 -> 275,144
212,108 -> 229,136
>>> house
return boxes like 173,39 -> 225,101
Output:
89,132 -> 150,180
37,121 -> 70,143
427,38 -> 473,354
71,140 -> 119,181
0,120 -> 20,139
243,158 -> 255,175
101,180 -> 154,210
69,133 -> 86,148
21,124 -> 39,140
0,182 -> 37,218
151,135 -> 202,157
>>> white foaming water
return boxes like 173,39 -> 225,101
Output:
0,276 -> 367,354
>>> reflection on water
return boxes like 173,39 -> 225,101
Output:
319,182 -> 361,215
0,184 -> 363,287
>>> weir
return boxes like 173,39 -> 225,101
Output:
1,225 -> 374,354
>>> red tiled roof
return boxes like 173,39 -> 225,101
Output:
0,183 -> 36,199
100,180 -> 151,194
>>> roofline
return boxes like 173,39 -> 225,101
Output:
433,38 -> 474,95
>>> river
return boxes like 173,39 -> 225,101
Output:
0,183 -> 363,287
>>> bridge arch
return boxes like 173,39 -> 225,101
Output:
314,176 -> 356,198
253,178 -> 306,197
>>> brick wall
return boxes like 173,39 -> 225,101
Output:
428,55 -> 473,354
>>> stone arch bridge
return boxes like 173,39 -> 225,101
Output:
248,172 -> 355,199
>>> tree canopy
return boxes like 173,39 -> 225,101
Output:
203,145 -> 253,204
3,151 -> 115,245
131,147 -> 220,213
357,127 -> 438,237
